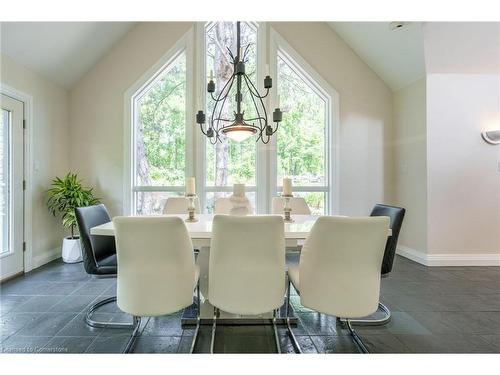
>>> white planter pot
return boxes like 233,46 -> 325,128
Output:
62,237 -> 82,263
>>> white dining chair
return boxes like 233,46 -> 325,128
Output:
113,216 -> 201,353
271,196 -> 312,215
286,216 -> 389,353
163,196 -> 201,214
208,215 -> 285,353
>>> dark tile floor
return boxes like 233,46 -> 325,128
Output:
2,254 -> 500,353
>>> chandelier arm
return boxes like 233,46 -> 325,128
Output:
243,74 -> 270,99
210,73 -> 235,103
213,118 -> 234,122
211,76 -> 235,137
243,75 -> 266,131
244,117 -> 267,123
213,81 -> 233,133
199,124 -> 209,136
244,75 -> 270,126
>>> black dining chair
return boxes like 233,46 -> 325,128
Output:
75,204 -> 135,330
346,203 -> 405,326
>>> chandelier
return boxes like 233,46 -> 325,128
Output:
196,21 -> 283,144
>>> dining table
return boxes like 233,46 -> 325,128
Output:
90,213 -> 392,326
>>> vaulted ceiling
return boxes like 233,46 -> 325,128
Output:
329,22 -> 426,91
0,22 -> 136,89
1,21 -> 426,92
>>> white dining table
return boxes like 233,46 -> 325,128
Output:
90,214 -> 392,325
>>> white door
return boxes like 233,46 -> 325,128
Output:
0,94 -> 24,281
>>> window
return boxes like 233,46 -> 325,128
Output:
274,46 -> 334,214
203,22 -> 259,213
132,50 -> 187,215
126,26 -> 338,216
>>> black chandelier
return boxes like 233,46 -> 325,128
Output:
196,21 -> 283,144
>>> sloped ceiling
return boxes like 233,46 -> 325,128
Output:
329,22 -> 425,91
0,22 -> 136,89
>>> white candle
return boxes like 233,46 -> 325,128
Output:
233,183 -> 245,197
282,178 -> 292,196
186,177 -> 196,195
266,64 -> 270,76
277,95 -> 281,108
209,70 -> 214,81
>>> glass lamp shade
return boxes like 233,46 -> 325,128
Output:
222,124 -> 257,142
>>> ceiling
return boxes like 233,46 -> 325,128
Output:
423,22 -> 500,74
0,22 -> 136,89
329,22 -> 425,91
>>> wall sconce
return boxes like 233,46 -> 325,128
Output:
481,130 -> 500,145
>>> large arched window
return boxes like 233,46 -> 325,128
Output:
271,31 -> 338,214
131,48 -> 188,215
126,26 -> 338,215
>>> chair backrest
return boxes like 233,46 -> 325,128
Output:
272,197 -> 312,215
75,204 -> 116,275
209,215 -> 285,315
370,204 -> 405,275
113,216 -> 196,317
299,216 -> 389,318
163,196 -> 201,214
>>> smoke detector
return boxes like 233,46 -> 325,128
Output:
389,22 -> 406,30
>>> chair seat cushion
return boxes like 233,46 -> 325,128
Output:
95,254 -> 117,275
288,266 -> 300,293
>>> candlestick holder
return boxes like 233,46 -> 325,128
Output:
185,194 -> 198,222
282,194 -> 294,223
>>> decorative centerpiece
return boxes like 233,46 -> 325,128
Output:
185,177 -> 198,222
281,177 -> 294,223
229,183 -> 252,216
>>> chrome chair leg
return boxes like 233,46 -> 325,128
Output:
285,277 -> 302,354
189,281 -> 201,354
85,296 -> 135,329
344,302 -> 391,326
123,316 -> 142,353
272,309 -> 281,354
346,319 -> 369,354
210,307 -> 218,354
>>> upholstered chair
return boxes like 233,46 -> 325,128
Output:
286,216 -> 389,353
163,196 -> 201,215
208,215 -> 285,353
113,216 -> 200,353
346,204 -> 406,326
75,204 -> 134,330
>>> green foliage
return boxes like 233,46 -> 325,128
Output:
277,55 -> 325,185
138,53 -> 186,186
47,173 -> 100,238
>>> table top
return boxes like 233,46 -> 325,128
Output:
90,214 -> 392,239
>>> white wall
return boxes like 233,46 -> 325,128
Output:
427,74 -> 500,257
70,22 -> 394,217
393,78 -> 427,253
1,53 -> 70,269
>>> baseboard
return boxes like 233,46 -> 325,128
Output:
397,245 -> 500,266
397,245 -> 428,265
32,247 -> 61,269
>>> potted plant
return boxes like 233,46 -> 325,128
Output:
47,173 -> 100,263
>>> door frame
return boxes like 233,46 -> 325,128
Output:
0,83 -> 34,273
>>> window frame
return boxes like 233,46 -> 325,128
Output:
269,29 -> 340,214
123,29 -> 194,215
196,21 -> 268,213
